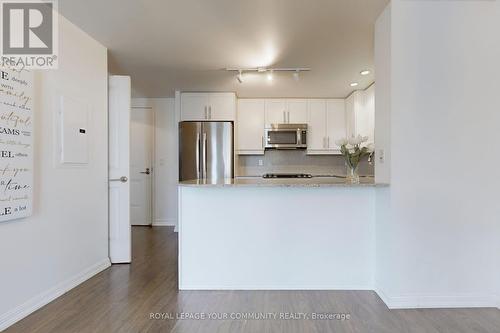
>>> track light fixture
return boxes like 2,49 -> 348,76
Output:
267,70 -> 274,81
227,67 -> 310,83
236,70 -> 243,83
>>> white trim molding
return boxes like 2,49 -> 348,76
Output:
152,219 -> 177,227
180,285 -> 374,291
0,258 -> 111,331
375,288 -> 499,309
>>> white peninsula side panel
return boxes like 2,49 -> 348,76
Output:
178,186 -> 375,290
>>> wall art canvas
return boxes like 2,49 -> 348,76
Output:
0,65 -> 34,222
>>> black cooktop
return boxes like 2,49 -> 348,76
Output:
263,173 -> 313,179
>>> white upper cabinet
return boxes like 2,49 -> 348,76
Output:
307,100 -> 328,152
265,99 -> 287,126
345,85 -> 375,143
326,99 -> 346,153
357,85 -> 375,143
265,99 -> 308,126
306,99 -> 346,155
181,92 -> 236,121
287,99 -> 308,124
181,93 -> 209,121
208,93 -> 236,121
237,99 -> 265,155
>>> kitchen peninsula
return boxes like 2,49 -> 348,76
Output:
178,177 -> 388,290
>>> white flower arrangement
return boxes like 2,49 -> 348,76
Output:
335,135 -> 374,172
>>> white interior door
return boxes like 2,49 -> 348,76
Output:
130,107 -> 154,226
108,75 -> 131,264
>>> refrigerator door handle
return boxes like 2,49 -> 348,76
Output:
196,133 -> 201,178
203,132 -> 207,179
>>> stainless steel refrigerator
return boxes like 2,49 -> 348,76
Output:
179,121 -> 234,181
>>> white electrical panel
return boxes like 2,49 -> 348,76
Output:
59,96 -> 89,165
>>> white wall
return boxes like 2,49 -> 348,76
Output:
132,98 -> 177,228
374,5 -> 391,185
0,15 -> 109,330
376,0 -> 500,308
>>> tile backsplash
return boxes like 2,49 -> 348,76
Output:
237,150 -> 374,177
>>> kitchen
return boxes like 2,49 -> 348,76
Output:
177,84 -> 384,289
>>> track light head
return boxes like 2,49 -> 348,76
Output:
267,70 -> 274,81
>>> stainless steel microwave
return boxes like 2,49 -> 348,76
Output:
264,124 -> 307,149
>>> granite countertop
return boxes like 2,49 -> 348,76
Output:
178,176 -> 389,188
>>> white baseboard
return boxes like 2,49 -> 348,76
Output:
152,218 -> 177,227
375,287 -> 498,309
0,258 -> 111,332
179,285 -> 373,291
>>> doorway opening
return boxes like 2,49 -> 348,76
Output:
130,106 -> 154,227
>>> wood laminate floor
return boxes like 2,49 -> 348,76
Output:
6,227 -> 500,333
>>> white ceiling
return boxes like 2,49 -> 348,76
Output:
59,0 -> 388,98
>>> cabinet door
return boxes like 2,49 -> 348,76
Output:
237,99 -> 265,154
265,99 -> 287,127
209,93 -> 236,121
307,99 -> 327,151
287,99 -> 308,124
356,85 -> 375,143
327,99 -> 346,152
345,93 -> 356,138
181,93 -> 209,121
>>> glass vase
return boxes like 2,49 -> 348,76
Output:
346,164 -> 360,184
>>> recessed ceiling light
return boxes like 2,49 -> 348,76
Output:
360,70 -> 371,76
350,82 -> 358,87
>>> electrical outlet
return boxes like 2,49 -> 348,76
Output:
378,149 -> 385,164
258,159 -> 264,166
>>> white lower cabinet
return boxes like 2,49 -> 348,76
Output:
237,99 -> 265,155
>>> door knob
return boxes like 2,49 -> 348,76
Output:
110,176 -> 128,183
140,168 -> 151,175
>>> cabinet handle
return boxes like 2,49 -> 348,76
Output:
328,136 -> 330,148
204,106 -> 207,119
209,106 -> 212,119
287,112 -> 290,124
